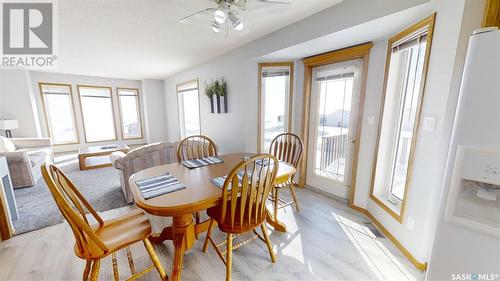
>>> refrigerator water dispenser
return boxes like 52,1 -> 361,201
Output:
444,146 -> 500,238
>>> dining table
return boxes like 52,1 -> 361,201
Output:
129,152 -> 296,281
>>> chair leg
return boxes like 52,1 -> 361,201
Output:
126,246 -> 136,275
89,259 -> 100,281
195,212 -> 201,224
260,224 -> 276,263
273,187 -> 279,220
143,238 -> 168,281
289,184 -> 300,212
226,233 -> 233,281
83,260 -> 92,281
203,219 -> 215,253
194,212 -> 201,239
111,253 -> 119,281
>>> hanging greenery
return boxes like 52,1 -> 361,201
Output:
205,77 -> 227,97
205,77 -> 228,113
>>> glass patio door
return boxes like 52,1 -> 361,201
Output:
306,59 -> 364,198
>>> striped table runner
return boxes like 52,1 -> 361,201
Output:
136,172 -> 186,200
181,156 -> 223,169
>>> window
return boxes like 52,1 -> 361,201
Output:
39,83 -> 79,144
117,88 -> 142,139
370,14 -> 435,221
177,80 -> 201,138
258,62 -> 293,152
77,85 -> 117,142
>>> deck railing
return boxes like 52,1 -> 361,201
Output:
320,133 -> 348,171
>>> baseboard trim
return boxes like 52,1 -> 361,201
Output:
304,185 -> 349,205
350,204 -> 428,271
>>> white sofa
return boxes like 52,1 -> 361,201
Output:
111,142 -> 179,202
0,136 -> 53,188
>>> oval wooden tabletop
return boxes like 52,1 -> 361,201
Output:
129,153 -> 296,217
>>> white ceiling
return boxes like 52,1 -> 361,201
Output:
45,0 -> 342,80
258,1 -> 432,61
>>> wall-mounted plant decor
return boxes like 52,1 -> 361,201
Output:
205,77 -> 228,113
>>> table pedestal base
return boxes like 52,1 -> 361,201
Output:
149,214 -> 211,281
148,209 -> 285,281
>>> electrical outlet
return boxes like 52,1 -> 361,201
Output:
406,216 -> 414,230
422,117 -> 436,131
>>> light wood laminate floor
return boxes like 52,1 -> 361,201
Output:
0,188 -> 424,281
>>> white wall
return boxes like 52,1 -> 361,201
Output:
28,71 -> 146,152
0,68 -> 41,138
1,70 -> 168,151
163,0 -> 428,154
162,0 -> 483,267
354,0 -> 484,264
426,1 -> 495,279
142,79 -> 167,143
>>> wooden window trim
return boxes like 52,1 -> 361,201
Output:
482,0 -> 500,28
38,82 -> 80,145
176,79 -> 201,139
257,62 -> 294,153
300,42 -> 373,207
369,13 -> 436,223
116,88 -> 144,140
76,85 -> 118,143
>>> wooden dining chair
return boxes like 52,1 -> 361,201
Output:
41,163 -> 168,281
203,154 -> 278,281
176,135 -> 218,162
177,135 -> 218,225
269,133 -> 304,215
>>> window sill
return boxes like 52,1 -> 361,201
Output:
370,193 -> 403,223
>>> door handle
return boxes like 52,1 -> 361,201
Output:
350,138 -> 356,143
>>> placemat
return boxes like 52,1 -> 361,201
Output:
136,172 -> 186,199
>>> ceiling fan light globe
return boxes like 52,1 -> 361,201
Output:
211,21 -> 221,33
214,9 -> 226,23
234,21 -> 244,31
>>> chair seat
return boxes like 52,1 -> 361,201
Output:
207,200 -> 266,234
76,209 -> 152,259
274,179 -> 292,189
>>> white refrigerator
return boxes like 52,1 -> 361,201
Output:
426,28 -> 500,280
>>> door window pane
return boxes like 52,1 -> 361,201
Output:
40,83 -> 78,144
177,80 -> 200,138
78,86 -> 117,142
259,64 -> 292,152
314,74 -> 353,182
118,88 -> 142,139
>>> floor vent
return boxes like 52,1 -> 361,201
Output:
363,222 -> 384,238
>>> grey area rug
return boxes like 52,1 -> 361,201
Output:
13,162 -> 129,235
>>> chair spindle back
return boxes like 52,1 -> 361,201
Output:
269,133 -> 304,168
220,154 -> 278,229
41,164 -> 108,258
177,135 -> 218,161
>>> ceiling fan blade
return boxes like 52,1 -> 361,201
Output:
179,7 -> 215,23
258,0 -> 291,4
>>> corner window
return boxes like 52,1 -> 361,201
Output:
370,14 -> 435,221
177,80 -> 201,138
117,88 -> 142,139
39,83 -> 79,144
258,62 -> 293,152
77,85 -> 117,142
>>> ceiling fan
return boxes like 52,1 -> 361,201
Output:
179,0 -> 291,36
